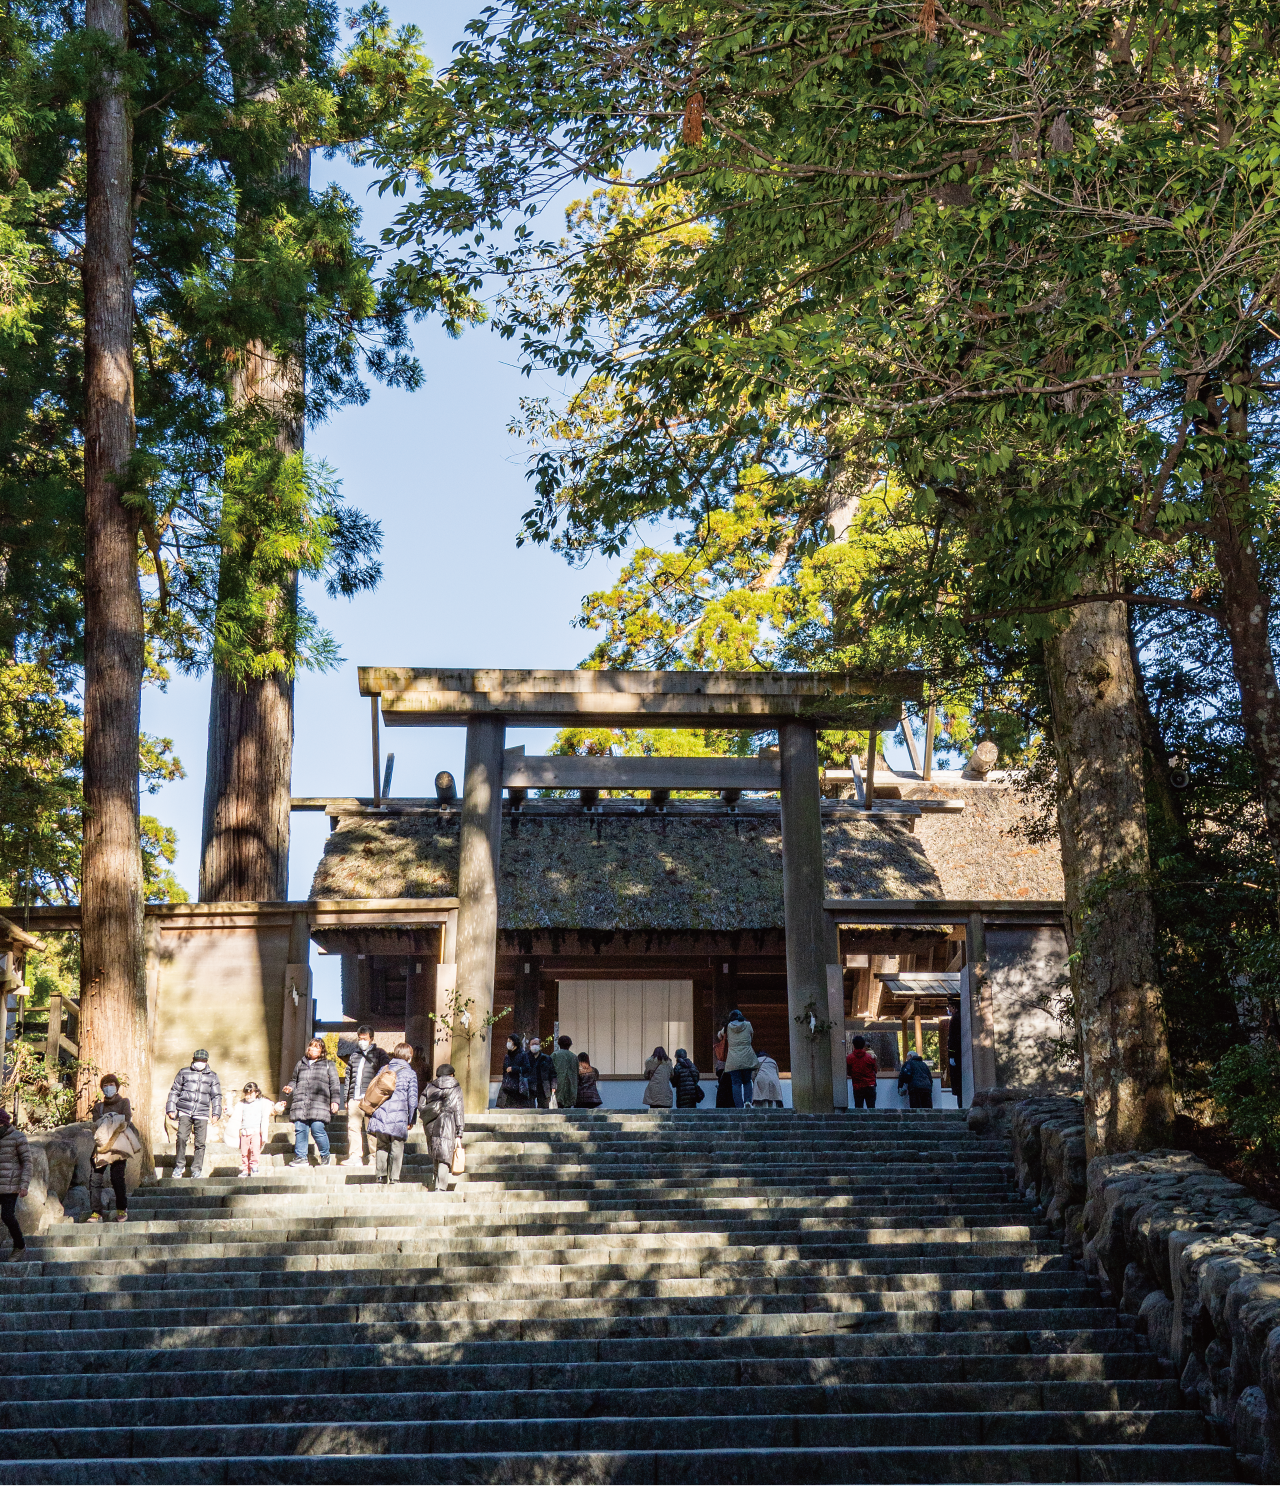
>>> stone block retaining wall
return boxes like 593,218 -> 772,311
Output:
14,1122 -> 142,1233
1005,1093 -> 1280,1481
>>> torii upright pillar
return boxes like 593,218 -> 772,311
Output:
780,721 -> 835,1113
453,716 -> 505,1113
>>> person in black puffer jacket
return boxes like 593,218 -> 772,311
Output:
282,1039 -> 341,1167
671,1049 -> 704,1109
419,1064 -> 465,1191
165,1050 -> 223,1179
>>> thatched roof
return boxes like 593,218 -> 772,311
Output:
310,810 -> 943,932
906,784 -> 1064,901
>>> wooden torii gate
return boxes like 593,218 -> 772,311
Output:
359,667 -> 923,1113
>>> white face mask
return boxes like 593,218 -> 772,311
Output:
102,1084 -> 117,1098
357,1040 -> 371,1052
192,1061 -> 207,1071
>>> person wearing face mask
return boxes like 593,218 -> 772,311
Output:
515,1037 -> 555,1109
281,1038 -> 341,1168
88,1073 -> 136,1221
165,1049 -> 223,1179
335,1025 -> 389,1166
497,1035 -> 530,1108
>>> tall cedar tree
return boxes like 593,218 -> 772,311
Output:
375,0 -> 1280,1148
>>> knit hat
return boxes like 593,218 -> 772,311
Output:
192,1050 -> 209,1062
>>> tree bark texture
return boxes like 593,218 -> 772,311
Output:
80,0 -> 151,1149
1044,595 -> 1174,1158
454,717 -> 505,1114
779,721 -> 835,1114
1126,608 -> 1193,857
199,140 -> 310,903
1208,389 -> 1280,869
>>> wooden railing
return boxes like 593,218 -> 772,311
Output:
44,991 -> 80,1070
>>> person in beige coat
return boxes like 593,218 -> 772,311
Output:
642,1048 -> 674,1110
89,1073 -> 136,1222
724,1010 -> 758,1108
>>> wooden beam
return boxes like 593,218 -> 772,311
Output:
503,753 -> 782,791
370,696 -> 382,803
901,716 -> 922,774
361,667 -> 920,731
780,721 -> 834,1113
863,731 -> 877,812
922,703 -> 937,782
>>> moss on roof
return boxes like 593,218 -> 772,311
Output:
907,784 -> 1065,901
309,811 -> 944,931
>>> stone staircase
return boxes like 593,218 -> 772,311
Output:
0,1109 -> 1237,1483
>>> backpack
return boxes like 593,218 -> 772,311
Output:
358,1064 -> 399,1116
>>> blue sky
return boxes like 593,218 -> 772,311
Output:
139,0 -> 913,1016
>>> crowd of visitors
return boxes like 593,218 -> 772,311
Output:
0,1008 -> 955,1255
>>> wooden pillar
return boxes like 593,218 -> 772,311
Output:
710,957 -> 736,1047
923,704 -> 936,782
514,955 -> 540,1043
453,716 -> 505,1112
938,1019 -> 951,1089
780,720 -> 834,1113
966,911 -> 997,1091
404,940 -> 438,1060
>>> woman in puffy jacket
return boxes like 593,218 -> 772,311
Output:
671,1050 -> 704,1109
368,1042 -> 419,1184
575,1053 -> 603,1108
642,1047 -> 673,1110
724,1010 -> 758,1108
419,1063 -> 465,1191
282,1039 -> 341,1168
0,1108 -> 31,1260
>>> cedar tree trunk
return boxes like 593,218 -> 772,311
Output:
1208,385 -> 1280,870
199,144 -> 309,905
80,0 -> 151,1146
1044,592 -> 1174,1158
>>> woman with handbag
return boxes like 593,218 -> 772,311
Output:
418,1062 -> 465,1191
88,1073 -> 138,1222
642,1047 -> 674,1110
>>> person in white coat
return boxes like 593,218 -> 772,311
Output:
229,1082 -> 274,1176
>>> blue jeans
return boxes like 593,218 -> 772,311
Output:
730,1069 -> 753,1107
294,1119 -> 330,1160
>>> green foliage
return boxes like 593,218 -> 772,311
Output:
1210,1043 -> 1280,1162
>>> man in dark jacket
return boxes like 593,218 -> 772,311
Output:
336,1026 -> 389,1168
516,1038 -> 555,1109
165,1049 -> 223,1178
671,1050 -> 703,1108
282,1039 -> 341,1167
898,1050 -> 935,1109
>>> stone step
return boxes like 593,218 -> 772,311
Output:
0,1325 -> 1147,1378
0,1305 -> 1130,1359
0,1286 -> 1104,1333
0,1268 -> 1093,1310
0,1339 -> 1169,1395
0,1444 -> 1237,1483
0,1407 -> 1216,1461
0,1378 -> 1187,1429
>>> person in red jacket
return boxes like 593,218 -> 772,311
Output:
846,1036 -> 879,1109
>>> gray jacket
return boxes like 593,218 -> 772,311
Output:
285,1056 -> 341,1124
166,1065 -> 222,1121
0,1125 -> 32,1194
421,1075 -> 465,1168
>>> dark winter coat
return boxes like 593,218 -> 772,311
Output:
575,1065 -> 602,1108
420,1074 -> 465,1168
165,1065 -> 223,1121
515,1050 -> 554,1105
498,1049 -> 532,1108
671,1057 -> 702,1108
898,1053 -> 934,1092
286,1056 -> 341,1124
0,1124 -> 31,1194
337,1039 -> 390,1107
368,1058 -> 419,1140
